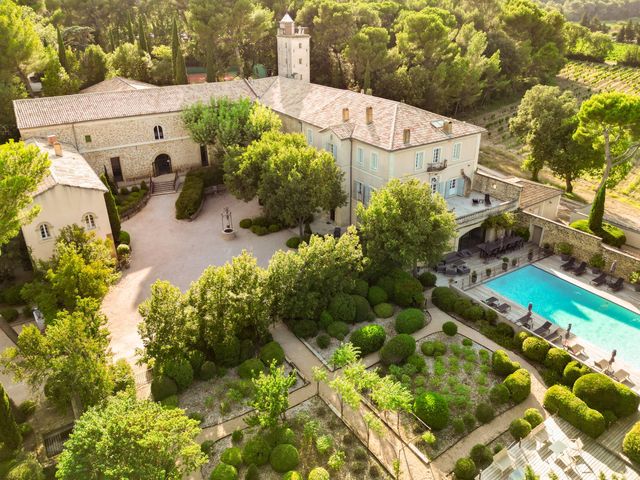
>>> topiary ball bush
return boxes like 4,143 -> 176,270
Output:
623,421 -> 640,465
509,418 -> 532,440
245,464 -> 259,480
283,472 -> 303,480
418,271 -> 437,287
504,368 -> 531,404
562,360 -> 590,388
376,276 -> 396,299
352,294 -> 375,323
414,391 -> 450,430
395,308 -> 426,334
475,403 -> 495,424
316,334 -> 331,349
544,347 -> 572,374
286,237 -> 301,249
238,358 -> 265,379
393,277 -> 425,308
373,303 -> 394,318
188,350 -> 206,373
318,311 -> 334,330
118,230 -> 131,245
367,286 -> 388,307
453,457 -> 477,480
407,353 -> 426,372
492,350 -> 520,376
380,334 -> 416,365
292,320 -> 318,339
470,444 -> 493,469
239,219 -> 252,229
269,444 -> 300,473
243,437 -> 271,466
307,467 -> 330,480
162,357 -> 194,391
221,447 -> 244,467
328,292 -> 357,324
431,287 -> 458,312
327,321 -> 350,340
151,375 -> 178,401
521,337 -> 550,363
524,408 -> 544,428
259,341 -> 285,366
210,463 -> 238,480
442,321 -> 457,336
514,331 -> 530,350
573,372 -> 640,418
421,340 -> 447,357
349,324 -> 386,356
199,361 -> 217,380
352,279 -> 369,298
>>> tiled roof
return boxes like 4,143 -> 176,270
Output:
514,179 -> 562,209
14,76 -> 485,150
80,77 -> 156,94
25,138 -> 108,196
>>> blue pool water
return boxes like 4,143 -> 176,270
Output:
486,265 -> 640,369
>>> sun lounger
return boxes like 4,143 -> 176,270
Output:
591,272 -> 607,286
573,262 -> 587,276
612,369 -> 631,384
567,343 -> 586,357
459,249 -> 472,258
483,297 -> 499,307
436,264 -> 447,273
533,321 -> 552,335
457,264 -> 470,274
515,313 -> 532,327
445,265 -> 458,276
594,359 -> 612,373
544,328 -> 563,343
496,303 -> 511,313
561,257 -> 576,270
608,277 -> 624,292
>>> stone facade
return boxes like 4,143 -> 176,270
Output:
472,171 -> 522,202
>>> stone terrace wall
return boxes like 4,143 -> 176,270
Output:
518,211 -> 640,279
472,171 -> 522,202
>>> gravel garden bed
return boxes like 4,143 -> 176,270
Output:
201,396 -> 392,479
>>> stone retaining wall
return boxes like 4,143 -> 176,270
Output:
518,211 -> 640,279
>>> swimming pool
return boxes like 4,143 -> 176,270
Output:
486,265 -> 640,370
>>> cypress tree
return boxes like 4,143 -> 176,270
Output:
100,174 -> 121,241
137,15 -> 149,54
588,183 -> 606,233
171,18 -> 179,82
0,382 -> 21,452
205,47 -> 216,82
126,13 -> 135,44
174,47 -> 188,85
57,26 -> 68,71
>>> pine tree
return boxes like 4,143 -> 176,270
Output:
175,47 -> 188,85
100,174 -> 121,240
57,26 -> 68,71
0,382 -> 21,452
588,183 -> 606,233
137,15 -> 149,54
171,18 -> 179,82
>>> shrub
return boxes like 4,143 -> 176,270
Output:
0,308 -> 19,322
380,334 -> 416,365
489,384 -> 510,405
367,286 -> 388,306
421,340 -> 446,357
521,337 -> 550,363
268,224 -> 281,233
111,358 -> 135,396
239,339 -> 255,363
210,463 -> 238,480
463,306 -> 485,322
259,341 -> 285,366
318,311 -> 333,330
373,303 -> 394,318
286,237 -> 301,249
393,277 -> 424,307
470,444 -> 493,469
543,385 -> 606,438
119,186 -> 129,195
544,348 -> 571,374
349,324 -> 386,355
442,321 -> 457,336
160,394 -> 178,408
214,336 -> 242,367
6,456 -> 44,480
238,358 -> 265,379
414,392 -> 450,430
187,350 -> 206,373
327,321 -> 350,340
375,276 -> 396,298
18,400 -> 36,420
283,472 -> 302,480
201,440 -> 215,456
245,464 -> 259,480
199,361 -> 217,380
352,295 -> 374,323
352,279 -> 369,298
175,175 -> 204,219
316,334 -> 330,349
328,293 -> 356,324
395,308 -> 426,334
292,320 -> 318,339
524,408 -> 544,428
431,287 -> 458,312
232,429 -> 244,444
484,308 -> 498,323
463,413 -> 476,431
162,358 -> 194,391
573,373 -> 640,418
571,219 -> 626,247
221,447 -> 244,467
503,369 -> 531,403
452,418 -> 465,433
239,219 -> 252,229
151,375 -> 178,401
0,284 -> 25,305
496,322 -> 514,338
270,444 -> 300,473
623,421 -> 640,464
250,225 -> 268,236
514,331 -> 530,350
509,418 -> 532,440
475,403 -> 495,423
418,271 -> 437,287
453,457 -> 477,480
242,437 -> 271,466
492,350 -> 520,376
307,467 -> 330,480
562,360 -> 590,387
407,353 -> 426,372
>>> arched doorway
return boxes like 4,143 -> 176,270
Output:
153,154 -> 172,176
458,226 -> 485,252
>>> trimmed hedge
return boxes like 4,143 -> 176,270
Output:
349,325 -> 386,355
221,447 -> 243,467
414,391 -> 450,430
418,271 -> 437,287
352,279 -> 369,298
573,373 -> 640,418
395,308 -> 426,334
328,293 -> 356,324
514,331 -> 530,350
175,174 -> 204,219
259,341 -> 285,366
352,295 -> 375,323
432,287 -> 459,312
431,287 -> 495,324
270,444 -> 300,473
623,421 -> 640,464
544,348 -> 571,374
509,418 -> 532,440
373,303 -> 394,318
421,340 -> 447,357
543,385 -> 606,438
242,437 -> 271,466
503,369 -> 531,404
453,457 -> 477,480
292,320 -> 318,339
238,358 -> 265,379
327,321 -> 350,340
570,219 -> 627,247
562,360 -> 590,387
524,408 -> 544,428
380,334 -> 416,365
210,463 -> 237,480
367,286 -> 388,306
151,375 -> 178,401
283,472 -> 303,480
442,321 -> 457,336
492,350 -> 520,376
521,337 -> 550,363
239,219 -> 252,229
475,403 -> 495,423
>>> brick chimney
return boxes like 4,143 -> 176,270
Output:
342,108 -> 350,122
403,128 -> 411,144
365,106 -> 373,125
53,142 -> 63,157
442,120 -> 453,135
47,135 -> 57,145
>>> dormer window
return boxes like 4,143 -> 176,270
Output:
83,213 -> 96,230
153,126 -> 164,140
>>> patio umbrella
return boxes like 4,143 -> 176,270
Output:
609,349 -> 617,365
550,440 -> 568,456
527,303 -> 533,313
610,261 -> 618,274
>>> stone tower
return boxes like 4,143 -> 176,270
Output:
276,13 -> 310,82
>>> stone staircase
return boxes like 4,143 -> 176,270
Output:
151,173 -> 177,195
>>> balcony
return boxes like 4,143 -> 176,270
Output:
426,159 -> 447,172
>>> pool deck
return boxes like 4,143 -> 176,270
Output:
436,250 -> 640,392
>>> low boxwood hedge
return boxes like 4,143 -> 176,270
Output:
175,174 -> 204,219
442,321 -> 457,336
286,237 -> 301,249
543,385 -> 606,438
239,219 -> 252,228
521,337 -> 550,363
562,360 -> 591,387
269,444 -> 300,473
395,308 -> 426,334
544,347 -> 571,374
421,340 -> 447,357
573,372 -> 640,418
453,457 -> 477,480
292,320 -> 318,339
524,408 -> 544,428
492,350 -> 520,376
380,334 -> 416,365
570,219 -> 626,247
349,324 -> 386,355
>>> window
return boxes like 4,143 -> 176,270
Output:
363,186 -> 375,206
153,125 -> 164,140
306,129 -> 313,145
452,142 -> 461,161
299,42 -> 302,48
432,147 -> 442,164
299,58 -> 302,64
415,151 -> 424,170
326,142 -> 337,159
370,152 -> 378,171
354,181 -> 365,202
38,223 -> 52,240
449,179 -> 457,190
84,135 -> 92,143
83,213 -> 96,230
431,177 -> 438,194
357,148 -> 364,167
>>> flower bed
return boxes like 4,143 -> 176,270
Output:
202,396 -> 391,479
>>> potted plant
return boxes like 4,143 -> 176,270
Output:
630,271 -> 640,292
486,267 -> 492,277
557,242 -> 573,261
589,253 -> 605,274
543,242 -> 553,255
511,258 -> 518,267
527,249 -> 534,261
502,257 -> 509,271
471,271 -> 477,283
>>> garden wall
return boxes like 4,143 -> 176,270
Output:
472,171 -> 522,202
518,211 -> 640,279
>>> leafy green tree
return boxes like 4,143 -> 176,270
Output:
311,365 -> 328,395
357,178 -> 456,272
248,361 -> 296,427
0,78 -> 27,142
55,394 -> 206,479
363,411 -> 384,448
344,26 -> 389,92
110,42 -> 152,81
41,48 -> 80,96
150,45 -> 174,85
369,374 -> 413,429
0,140 -> 50,250
79,44 -> 109,89
1,298 -> 113,416
0,381 -> 21,453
